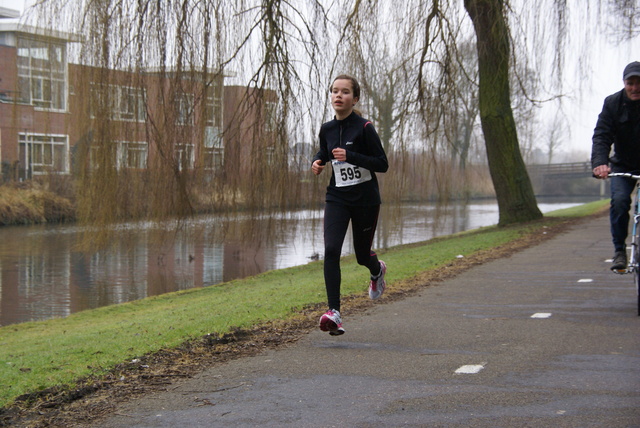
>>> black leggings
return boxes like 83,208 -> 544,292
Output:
323,201 -> 381,312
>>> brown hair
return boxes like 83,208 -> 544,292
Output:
331,74 -> 361,99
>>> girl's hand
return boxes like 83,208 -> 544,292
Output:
312,159 -> 325,175
332,148 -> 347,162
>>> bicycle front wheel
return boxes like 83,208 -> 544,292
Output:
635,244 -> 640,316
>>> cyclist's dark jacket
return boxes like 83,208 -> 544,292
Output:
591,89 -> 640,173
312,111 -> 388,206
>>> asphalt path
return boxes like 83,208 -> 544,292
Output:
98,216 -> 640,428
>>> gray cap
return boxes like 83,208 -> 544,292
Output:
623,61 -> 640,80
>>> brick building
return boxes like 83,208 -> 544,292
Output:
0,21 -> 77,180
0,16 -> 278,184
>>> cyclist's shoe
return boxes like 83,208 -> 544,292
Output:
369,260 -> 387,300
319,309 -> 345,335
611,250 -> 628,271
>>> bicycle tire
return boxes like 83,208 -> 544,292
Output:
635,239 -> 640,316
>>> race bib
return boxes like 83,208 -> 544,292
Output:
332,160 -> 372,187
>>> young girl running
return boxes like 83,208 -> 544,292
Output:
311,74 -> 389,335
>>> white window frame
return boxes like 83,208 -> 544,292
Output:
264,100 -> 278,133
117,86 -> 146,122
16,37 -> 67,112
265,146 -> 275,166
90,84 -> 146,122
205,84 -> 222,128
175,143 -> 195,171
19,133 -> 69,175
89,141 -> 148,170
117,141 -> 148,170
204,147 -> 224,171
175,93 -> 194,126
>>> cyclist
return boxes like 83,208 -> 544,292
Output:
592,61 -> 640,270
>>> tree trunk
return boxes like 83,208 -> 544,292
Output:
464,0 -> 542,225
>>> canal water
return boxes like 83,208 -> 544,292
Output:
0,197 -> 598,326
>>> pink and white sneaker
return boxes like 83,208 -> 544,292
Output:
369,260 -> 386,300
319,309 -> 345,336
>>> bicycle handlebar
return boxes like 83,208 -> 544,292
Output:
608,173 -> 640,180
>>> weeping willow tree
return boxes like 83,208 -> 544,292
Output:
24,0 -> 640,233
463,0 -> 542,224
338,0 -> 639,224
26,0 -> 330,237
68,1 -> 239,227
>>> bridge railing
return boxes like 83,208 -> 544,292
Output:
526,162 -> 592,177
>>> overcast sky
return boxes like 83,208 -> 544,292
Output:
1,0 -> 29,13
554,37 -> 639,159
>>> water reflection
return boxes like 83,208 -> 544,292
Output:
0,198 -> 596,326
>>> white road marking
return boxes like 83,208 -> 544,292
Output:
577,278 -> 593,283
531,313 -> 552,318
455,364 -> 485,374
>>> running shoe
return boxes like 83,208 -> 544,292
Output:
369,260 -> 387,300
319,309 -> 345,335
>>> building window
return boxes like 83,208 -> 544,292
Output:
203,126 -> 223,170
117,86 -> 146,121
175,93 -> 194,126
203,80 -> 223,159
118,141 -> 147,169
265,146 -> 275,166
175,143 -> 194,171
19,133 -> 69,175
204,148 -> 224,170
264,100 -> 278,133
205,84 -> 222,128
90,84 -> 146,122
17,37 -> 67,111
89,141 -> 148,170
204,125 -> 222,149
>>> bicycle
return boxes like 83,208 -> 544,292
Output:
607,172 -> 640,316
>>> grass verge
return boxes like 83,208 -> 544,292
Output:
0,200 -> 608,413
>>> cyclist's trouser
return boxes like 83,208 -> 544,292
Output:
610,175 -> 635,252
